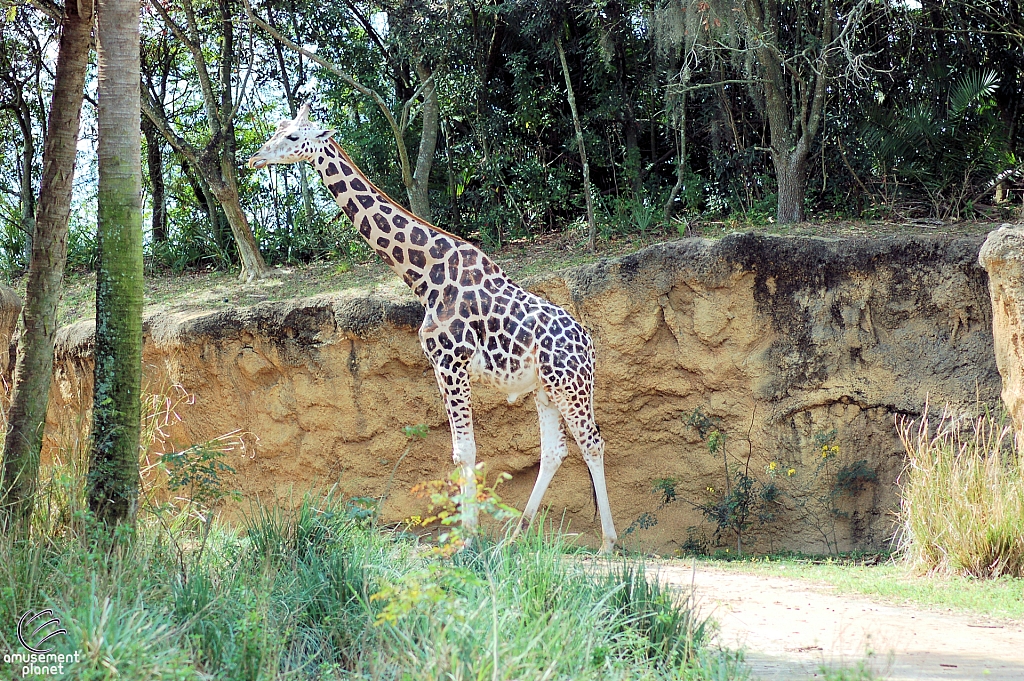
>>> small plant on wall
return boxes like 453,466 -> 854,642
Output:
626,409 -> 878,557
767,429 -> 878,556
625,408 -> 781,556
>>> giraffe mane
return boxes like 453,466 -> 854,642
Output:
327,139 -> 469,245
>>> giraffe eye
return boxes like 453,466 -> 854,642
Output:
286,134 -> 299,141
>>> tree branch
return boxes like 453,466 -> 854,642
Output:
241,0 -> 413,189
140,91 -> 202,171
148,0 -> 221,136
26,0 -> 61,22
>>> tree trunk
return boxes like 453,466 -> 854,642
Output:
555,37 -> 597,252
665,103 -> 687,220
409,62 -> 439,222
142,0 -> 269,281
209,152 -> 266,281
88,0 -> 144,528
142,115 -> 167,242
742,0 -> 832,225
0,0 -> 93,533
15,103 -> 35,268
774,150 -> 808,224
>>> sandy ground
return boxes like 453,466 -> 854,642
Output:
652,562 -> 1024,680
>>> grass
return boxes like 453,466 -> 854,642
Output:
5,217 -> 1003,328
695,555 -> 1024,620
0,483 -> 748,680
897,408 -> 1024,578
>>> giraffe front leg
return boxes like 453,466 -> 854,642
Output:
431,361 -> 479,534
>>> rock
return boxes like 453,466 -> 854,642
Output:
980,224 -> 1024,437
46,234 -> 998,553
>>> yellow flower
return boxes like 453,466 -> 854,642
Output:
787,468 -> 796,476
768,461 -> 778,471
706,486 -> 715,493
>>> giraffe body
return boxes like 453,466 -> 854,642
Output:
249,104 -> 617,553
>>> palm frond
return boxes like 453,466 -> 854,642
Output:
950,70 -> 998,117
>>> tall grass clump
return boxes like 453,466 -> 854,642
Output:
897,408 -> 1024,577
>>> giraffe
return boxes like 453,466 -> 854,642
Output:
248,103 -> 617,553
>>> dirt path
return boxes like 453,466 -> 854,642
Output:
652,562 -> 1024,680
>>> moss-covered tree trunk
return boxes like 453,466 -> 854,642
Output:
409,62 -> 439,222
0,0 -> 94,533
87,0 -> 144,528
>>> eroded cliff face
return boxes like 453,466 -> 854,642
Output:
46,234 -> 998,553
980,226 -> 1024,440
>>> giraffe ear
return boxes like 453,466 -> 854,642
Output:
296,102 -> 311,122
316,129 -> 336,139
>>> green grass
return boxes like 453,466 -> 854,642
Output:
0,487 -> 748,680
700,556 -> 1024,620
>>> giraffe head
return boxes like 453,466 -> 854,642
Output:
247,103 -> 335,169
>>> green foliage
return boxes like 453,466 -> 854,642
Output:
0,463 -> 743,681
408,465 -> 521,556
0,199 -> 26,276
160,441 -> 238,509
4,0 -> 1024,281
604,562 -> 709,667
860,68 -> 1013,219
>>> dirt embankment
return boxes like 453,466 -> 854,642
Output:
980,225 -> 1024,439
43,234 -> 998,553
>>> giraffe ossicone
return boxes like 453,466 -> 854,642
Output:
248,103 -> 618,553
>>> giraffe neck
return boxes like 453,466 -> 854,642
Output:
309,140 -> 506,304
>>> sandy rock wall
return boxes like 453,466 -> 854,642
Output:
47,234 -> 998,553
980,225 -> 1024,439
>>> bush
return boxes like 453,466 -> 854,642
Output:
897,407 -> 1024,578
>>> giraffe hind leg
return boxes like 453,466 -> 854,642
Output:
550,390 -> 617,554
514,389 -> 569,540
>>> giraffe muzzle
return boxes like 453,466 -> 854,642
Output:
248,157 -> 268,170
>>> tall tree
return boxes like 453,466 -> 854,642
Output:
140,36 -> 175,244
0,0 -> 94,533
268,0 -> 314,220
738,0 -> 870,223
244,0 -> 442,221
555,35 -> 597,252
142,0 -> 268,281
0,11 -> 46,268
87,0 -> 143,527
